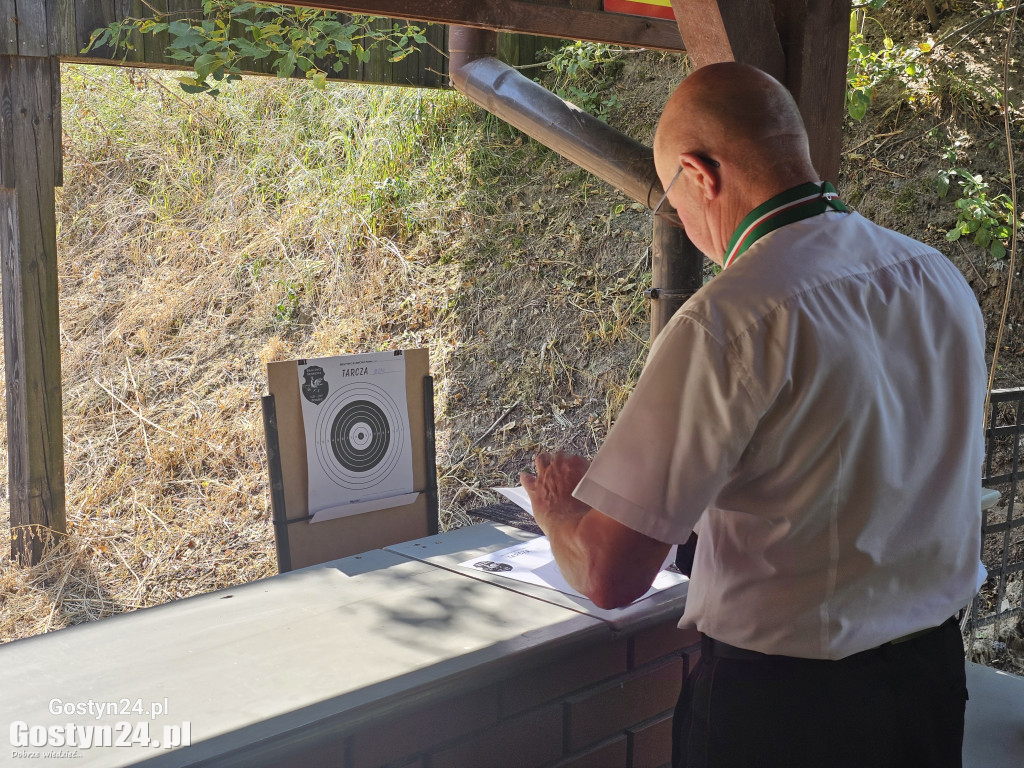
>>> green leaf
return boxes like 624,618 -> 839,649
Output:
848,90 -> 870,121
991,240 -> 1007,259
946,228 -> 962,242
168,22 -> 206,51
275,49 -> 298,77
194,53 -> 220,80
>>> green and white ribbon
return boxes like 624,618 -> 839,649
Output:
723,182 -> 849,269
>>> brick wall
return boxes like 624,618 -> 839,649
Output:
332,619 -> 701,768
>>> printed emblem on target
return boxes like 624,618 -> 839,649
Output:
301,365 -> 329,405
314,383 -> 406,490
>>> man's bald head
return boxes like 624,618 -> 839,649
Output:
654,62 -> 816,193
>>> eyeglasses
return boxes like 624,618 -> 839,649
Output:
652,165 -> 684,227
652,156 -> 719,229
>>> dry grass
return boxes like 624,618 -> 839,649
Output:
0,66 -> 485,642
0,58 -> 664,644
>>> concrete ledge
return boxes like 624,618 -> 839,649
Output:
0,523 -> 689,767
5,520 -> 1015,767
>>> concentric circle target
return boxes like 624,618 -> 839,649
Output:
313,383 -> 405,490
330,400 -> 390,472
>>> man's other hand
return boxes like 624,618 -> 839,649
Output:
520,451 -> 590,529
519,451 -> 671,609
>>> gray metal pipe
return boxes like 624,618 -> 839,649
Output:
449,26 -> 702,340
448,27 -> 666,210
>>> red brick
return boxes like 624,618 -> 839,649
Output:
627,712 -> 673,768
350,686 -> 499,768
429,703 -> 562,768
629,620 -> 700,669
548,735 -> 628,768
499,638 -> 629,716
564,657 -> 683,753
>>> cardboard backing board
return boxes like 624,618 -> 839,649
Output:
266,348 -> 433,571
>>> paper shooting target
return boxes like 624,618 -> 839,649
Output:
313,383 -> 406,490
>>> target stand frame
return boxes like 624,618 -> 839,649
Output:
262,349 -> 439,572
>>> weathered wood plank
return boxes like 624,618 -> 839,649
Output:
771,0 -> 851,184
115,0 -> 147,63
46,0 -> 59,56
143,0 -> 170,62
14,0 -> 49,56
422,23 -> 447,87
54,0 -> 78,57
302,1 -> 685,50
51,55 -> 61,187
669,0 -> 785,80
0,0 -> 17,55
0,54 -> 66,565
0,52 -> 12,186
75,0 -> 116,56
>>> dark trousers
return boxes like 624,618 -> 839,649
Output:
672,618 -> 968,768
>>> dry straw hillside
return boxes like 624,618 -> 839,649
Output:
0,49 -> 676,642
1,3 -> 1022,673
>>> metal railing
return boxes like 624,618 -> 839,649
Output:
968,388 -> 1024,644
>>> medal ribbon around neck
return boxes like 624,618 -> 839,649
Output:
722,182 -> 849,269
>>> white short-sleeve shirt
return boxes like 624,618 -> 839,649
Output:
574,210 -> 987,659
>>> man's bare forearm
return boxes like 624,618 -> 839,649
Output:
521,452 -> 672,609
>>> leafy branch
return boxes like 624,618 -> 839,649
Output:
538,41 -> 626,119
85,0 -> 426,95
846,7 -> 932,121
938,167 -> 1021,260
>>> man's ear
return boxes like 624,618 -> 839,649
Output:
678,152 -> 719,201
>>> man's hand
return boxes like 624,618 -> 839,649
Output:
519,451 -> 671,610
520,451 -> 590,532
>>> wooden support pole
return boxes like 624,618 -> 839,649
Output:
649,217 -> 703,339
669,0 -> 786,81
771,0 -> 852,185
0,52 -> 66,565
669,0 -> 850,184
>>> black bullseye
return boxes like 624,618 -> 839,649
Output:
330,400 -> 390,472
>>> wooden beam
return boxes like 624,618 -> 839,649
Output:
667,0 -> 849,185
669,0 -> 785,80
0,54 -> 66,565
770,0 -> 851,185
298,0 -> 685,50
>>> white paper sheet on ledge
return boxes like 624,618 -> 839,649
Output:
458,536 -> 686,605
493,486 -> 534,514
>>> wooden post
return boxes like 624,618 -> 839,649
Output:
770,0 -> 852,185
670,0 -> 851,185
650,218 -> 702,339
0,1 -> 66,565
669,0 -> 785,80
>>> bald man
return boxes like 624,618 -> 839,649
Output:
522,63 -> 985,767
